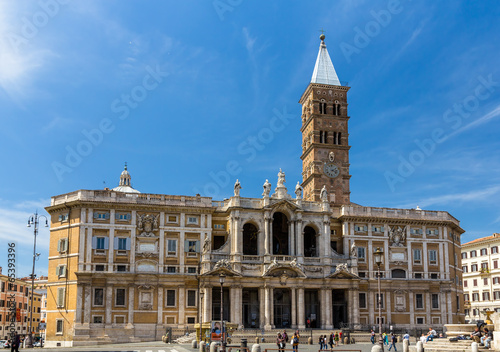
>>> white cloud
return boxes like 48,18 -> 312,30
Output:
242,27 -> 256,53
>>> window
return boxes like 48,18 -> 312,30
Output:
372,226 -> 384,233
115,213 -> 130,221
426,229 -> 439,236
375,293 -> 384,308
334,104 -> 340,116
462,252 -> 468,259
93,288 -> 104,306
484,278 -> 489,285
186,240 -> 199,253
354,225 -> 367,232
95,265 -> 105,271
462,265 -> 468,273
464,293 -> 470,301
483,292 -> 491,301
167,239 -> 177,254
56,319 -> 63,334
494,277 -> 500,284
187,267 -> 197,274
187,317 -> 196,324
430,273 -> 438,279
359,293 -> 366,309
392,269 -> 406,278
470,250 -> 477,258
473,279 -> 478,286
93,236 -> 108,250
187,290 -> 196,307
93,316 -> 103,324
473,308 -> 479,315
166,290 -> 176,307
416,317 -> 424,325
56,265 -> 67,278
115,289 -> 126,306
58,213 -> 69,222
431,294 -> 439,309
376,316 -> 385,324
0,300 -> 4,307
167,215 -> 178,223
117,238 -> 128,251
187,216 -> 198,225
494,291 -> 500,300
214,224 -> 225,230
167,267 -> 176,273
416,294 -> 424,309
494,260 -> 498,269
319,102 -> 327,114
464,280 -> 468,287
429,250 -> 437,264
57,238 -> 68,253
116,265 -> 127,272
471,264 -> 478,272
358,272 -> 366,278
411,228 -> 423,235
357,247 -> 366,261
481,248 -> 488,256
57,288 -> 65,308
413,249 -> 422,263
94,212 -> 110,220
472,293 -> 479,301
492,246 -> 498,254
414,273 -> 422,279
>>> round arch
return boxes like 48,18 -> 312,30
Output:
243,222 -> 259,255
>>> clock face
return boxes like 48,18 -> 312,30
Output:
324,163 -> 340,178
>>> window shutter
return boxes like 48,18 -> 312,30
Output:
92,236 -> 97,249
126,213 -> 131,220
114,237 -> 119,250
115,213 -> 119,220
93,212 -> 98,219
56,266 -> 60,277
57,239 -> 61,252
195,241 -> 200,253
64,239 -> 68,252
104,237 -> 109,249
105,213 -> 110,220
58,215 -> 62,221
61,266 -> 66,277
184,240 -> 189,252
126,238 -> 131,250
57,288 -> 64,307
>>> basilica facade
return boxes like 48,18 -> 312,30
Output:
44,35 -> 465,347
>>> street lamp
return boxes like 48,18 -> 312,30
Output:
27,211 -> 48,348
199,289 -> 204,343
374,247 -> 384,351
219,273 -> 226,352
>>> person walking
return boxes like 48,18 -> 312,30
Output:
383,332 -> 389,346
292,331 -> 300,352
10,334 -> 20,352
329,332 -> 334,349
318,335 -> 323,350
370,329 -> 375,344
334,331 -> 339,346
388,333 -> 398,351
277,332 -> 285,352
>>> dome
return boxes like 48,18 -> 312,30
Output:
112,163 -> 140,193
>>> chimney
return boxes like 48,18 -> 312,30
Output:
0,266 -> 2,275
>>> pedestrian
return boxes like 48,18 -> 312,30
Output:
370,329 -> 375,344
306,318 -> 311,328
318,335 -> 323,349
283,330 -> 289,344
383,332 -> 389,346
292,331 -> 300,352
481,327 -> 493,349
329,332 -> 334,349
403,332 -> 410,345
10,334 -> 20,352
339,331 -> 342,344
334,331 -> 339,346
388,333 -> 397,351
277,332 -> 284,352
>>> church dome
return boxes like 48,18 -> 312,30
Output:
112,163 -> 140,193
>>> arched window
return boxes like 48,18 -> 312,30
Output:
243,223 -> 258,255
391,269 -> 406,278
303,226 -> 317,257
272,212 -> 289,255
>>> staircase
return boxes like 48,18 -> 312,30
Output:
174,332 -> 197,344
409,339 -> 490,352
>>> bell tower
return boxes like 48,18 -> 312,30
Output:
299,34 -> 351,205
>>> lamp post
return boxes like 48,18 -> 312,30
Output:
199,289 -> 204,343
27,211 -> 48,348
219,273 -> 226,352
374,247 -> 384,351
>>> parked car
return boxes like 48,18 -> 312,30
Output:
0,340 -> 9,349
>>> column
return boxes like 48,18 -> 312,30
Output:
407,240 -> 413,278
105,286 -> 113,324
440,292 -> 447,324
179,286 -> 185,325
230,286 -> 237,324
159,212 -> 165,267
234,213 -> 241,255
447,291 -> 452,324
128,286 -> 135,325
270,287 -> 274,328
290,220 -> 295,256
409,292 -> 414,325
259,286 -> 265,329
179,230 -> 185,274
385,291 -> 391,325
78,222 -> 86,271
130,210 -> 137,273
439,242 -> 445,279
444,235 -> 451,280
320,289 -> 326,328
203,287 -> 211,323
347,289 -> 353,328
83,285 -> 91,324
291,288 -> 297,328
325,289 -> 333,329
264,285 -> 271,329
368,240 -> 374,278
368,291 -> 374,325
86,228 -> 93,270
75,285 -> 83,324
323,217 -> 330,258
236,286 -> 243,329
384,238 -> 389,276
343,222 -> 350,254
157,287 -> 163,324
264,213 -> 270,255
296,219 -> 303,257
352,288 -> 360,325
425,292 -> 431,325
297,287 -> 305,329
423,242 -> 428,278
108,228 -> 115,272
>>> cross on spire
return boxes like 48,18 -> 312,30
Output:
319,28 -> 326,35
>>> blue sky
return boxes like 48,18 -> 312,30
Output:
1,0 -> 499,276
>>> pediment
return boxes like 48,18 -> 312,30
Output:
263,259 -> 307,278
202,259 -> 242,277
267,199 -> 300,212
326,263 -> 360,280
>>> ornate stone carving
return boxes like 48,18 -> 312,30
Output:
334,263 -> 349,273
277,169 -> 286,187
389,226 -> 406,247
139,303 -> 153,310
304,266 -> 322,273
136,252 -> 158,258
263,179 -> 271,197
294,182 -> 303,199
137,284 -> 152,290
241,264 -> 260,271
320,185 -> 328,202
137,214 -> 159,237
214,259 -> 232,270
350,241 -> 357,257
202,237 -> 211,254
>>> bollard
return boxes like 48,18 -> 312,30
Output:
308,337 -> 312,344
351,337 -> 355,344
371,345 -> 382,352
403,339 -> 409,352
199,341 -> 206,352
255,337 -> 259,344
416,341 -> 423,352
192,340 -> 198,349
210,341 -> 218,352
471,342 -> 479,352
344,337 -> 349,344
252,343 -> 261,352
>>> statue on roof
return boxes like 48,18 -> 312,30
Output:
320,185 -> 328,202
263,179 -> 271,197
295,182 -> 303,199
234,179 -> 242,197
277,168 -> 286,187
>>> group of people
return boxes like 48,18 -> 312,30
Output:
317,332 -> 341,349
276,330 -> 300,352
370,329 -> 410,351
471,326 -> 493,349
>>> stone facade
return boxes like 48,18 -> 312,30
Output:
44,36 -> 465,347
462,233 -> 500,321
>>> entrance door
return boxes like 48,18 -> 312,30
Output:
273,288 -> 291,328
305,290 -> 320,328
332,289 -> 347,328
242,288 -> 259,328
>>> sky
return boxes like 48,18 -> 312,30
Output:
0,0 -> 499,276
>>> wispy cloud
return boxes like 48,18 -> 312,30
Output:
243,27 -> 256,53
443,104 -> 500,141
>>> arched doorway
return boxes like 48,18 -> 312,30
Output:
303,226 -> 317,257
243,223 -> 258,255
272,212 -> 289,255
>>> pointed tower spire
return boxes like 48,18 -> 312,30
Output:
311,34 -> 341,86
